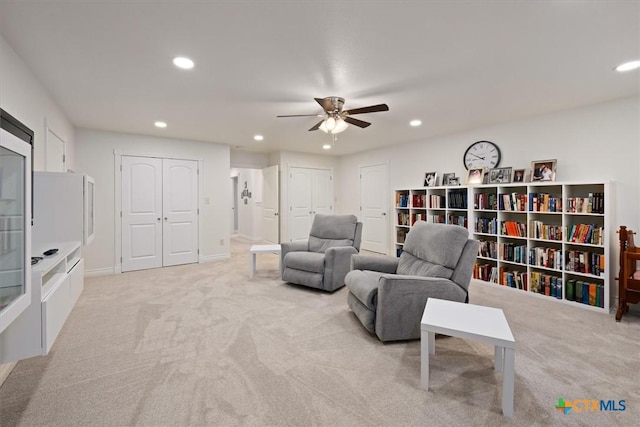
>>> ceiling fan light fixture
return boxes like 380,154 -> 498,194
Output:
331,118 -> 348,134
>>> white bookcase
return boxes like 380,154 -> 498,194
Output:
394,182 -> 613,313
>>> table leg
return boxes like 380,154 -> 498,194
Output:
495,345 -> 504,372
250,252 -> 256,278
421,330 -> 435,390
502,347 -> 515,417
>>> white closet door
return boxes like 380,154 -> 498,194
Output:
261,165 -> 279,244
359,163 -> 389,254
312,169 -> 333,215
122,156 -> 163,272
162,159 -> 199,267
288,167 -> 313,242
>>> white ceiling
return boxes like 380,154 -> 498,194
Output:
0,1 -> 638,156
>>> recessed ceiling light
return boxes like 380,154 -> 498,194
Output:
322,144 -> 331,150
253,135 -> 264,141
173,56 -> 194,70
410,119 -> 422,127
615,60 -> 640,72
154,121 -> 167,128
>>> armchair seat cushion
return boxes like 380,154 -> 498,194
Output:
345,270 -> 385,310
283,251 -> 325,273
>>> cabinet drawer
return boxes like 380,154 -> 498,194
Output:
41,275 -> 70,355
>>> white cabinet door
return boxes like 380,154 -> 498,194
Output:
360,164 -> 389,254
121,156 -> 163,272
261,165 -> 279,244
162,159 -> 199,267
289,167 -> 313,242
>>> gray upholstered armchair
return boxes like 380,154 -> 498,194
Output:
281,214 -> 363,292
345,221 -> 480,342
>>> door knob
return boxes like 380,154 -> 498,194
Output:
164,217 -> 168,221
274,212 -> 279,216
157,218 -> 161,221
382,212 -> 387,216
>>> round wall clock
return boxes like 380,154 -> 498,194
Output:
463,140 -> 501,170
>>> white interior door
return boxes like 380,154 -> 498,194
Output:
312,169 -> 333,215
261,165 -> 279,243
360,163 -> 389,254
288,167 -> 313,242
45,127 -> 65,172
162,159 -> 199,267
122,156 -> 163,272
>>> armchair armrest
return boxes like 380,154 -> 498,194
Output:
351,254 -> 399,274
324,246 -> 359,292
280,240 -> 309,276
374,275 -> 468,342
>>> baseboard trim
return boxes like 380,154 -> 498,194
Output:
0,361 -> 17,388
199,253 -> 230,263
84,267 -> 116,277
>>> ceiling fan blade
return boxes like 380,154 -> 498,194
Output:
344,116 -> 371,128
308,120 -> 324,131
277,114 -> 324,118
314,97 -> 334,112
344,103 -> 389,115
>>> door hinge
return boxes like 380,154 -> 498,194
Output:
198,249 -> 200,254
290,206 -> 292,211
197,169 -> 200,175
120,164 -> 122,171
120,211 -> 122,217
63,154 -> 66,163
197,208 -> 200,214
120,257 -> 122,262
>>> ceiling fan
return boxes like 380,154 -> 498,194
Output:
277,97 -> 389,134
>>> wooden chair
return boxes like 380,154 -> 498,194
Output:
615,225 -> 640,321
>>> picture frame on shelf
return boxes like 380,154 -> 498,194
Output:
488,167 -> 513,184
466,167 -> 485,185
513,168 -> 527,183
448,177 -> 461,186
530,159 -> 557,182
424,172 -> 438,187
441,172 -> 456,185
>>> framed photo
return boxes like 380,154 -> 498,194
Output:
466,167 -> 485,185
488,167 -> 513,184
442,172 -> 455,186
424,172 -> 438,187
513,168 -> 527,183
530,159 -> 557,182
448,176 -> 461,186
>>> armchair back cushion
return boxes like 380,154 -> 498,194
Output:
308,214 -> 362,253
397,222 -> 470,279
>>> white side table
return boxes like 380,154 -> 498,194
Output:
420,298 -> 516,418
249,244 -> 281,278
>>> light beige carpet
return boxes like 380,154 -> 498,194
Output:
1,237 -> 639,426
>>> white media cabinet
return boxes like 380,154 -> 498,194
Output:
0,241 -> 84,362
395,182 -> 613,314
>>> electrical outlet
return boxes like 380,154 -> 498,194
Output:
219,239 -> 224,246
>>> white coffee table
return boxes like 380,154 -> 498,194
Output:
420,298 -> 516,418
249,244 -> 281,278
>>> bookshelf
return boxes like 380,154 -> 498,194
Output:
394,182 -> 612,313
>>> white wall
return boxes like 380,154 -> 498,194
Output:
273,151 -> 339,242
230,150 -> 270,169
337,97 -> 640,254
0,35 -> 75,171
75,128 -> 231,274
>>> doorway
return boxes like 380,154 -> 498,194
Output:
121,156 -> 199,272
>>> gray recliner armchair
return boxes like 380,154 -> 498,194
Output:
281,214 -> 363,292
345,221 -> 480,342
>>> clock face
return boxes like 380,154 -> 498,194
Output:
463,140 -> 501,170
